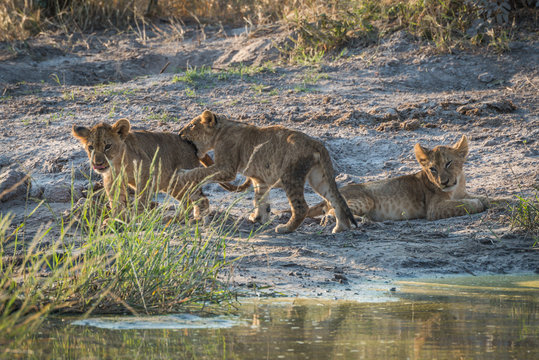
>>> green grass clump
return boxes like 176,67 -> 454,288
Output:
172,65 -> 213,86
509,191 -> 539,247
1,164 -> 239,345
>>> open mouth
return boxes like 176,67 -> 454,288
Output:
92,164 -> 109,172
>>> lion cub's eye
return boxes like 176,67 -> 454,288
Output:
88,145 -> 94,151
105,144 -> 112,151
429,167 -> 437,174
445,160 -> 452,168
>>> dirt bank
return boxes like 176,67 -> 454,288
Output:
1,25 -> 537,300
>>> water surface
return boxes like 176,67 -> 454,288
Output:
7,275 -> 538,359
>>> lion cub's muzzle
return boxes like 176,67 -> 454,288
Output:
91,153 -> 109,173
440,178 -> 458,192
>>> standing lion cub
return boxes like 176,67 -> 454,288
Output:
176,110 -> 357,234
72,118 -> 242,220
306,135 -> 487,222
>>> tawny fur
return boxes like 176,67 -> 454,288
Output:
307,135 -> 487,222
176,110 -> 357,234
72,118 -> 243,219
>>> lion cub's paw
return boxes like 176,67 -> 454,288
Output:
320,214 -> 336,227
248,207 -> 271,224
331,223 -> 350,234
275,224 -> 293,234
470,198 -> 485,211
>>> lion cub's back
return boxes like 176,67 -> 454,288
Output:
342,174 -> 427,221
128,130 -> 200,169
243,126 -> 323,179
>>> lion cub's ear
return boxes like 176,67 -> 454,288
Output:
453,135 -> 469,158
414,143 -> 431,166
201,110 -> 216,127
112,118 -> 130,140
72,125 -> 90,142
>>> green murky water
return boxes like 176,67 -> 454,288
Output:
6,275 -> 538,359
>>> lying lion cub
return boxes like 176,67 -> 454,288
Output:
72,118 -> 244,220
176,110 -> 357,234
306,135 -> 487,222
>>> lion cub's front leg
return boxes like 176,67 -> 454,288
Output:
248,180 -> 271,224
102,171 -> 130,226
170,169 -> 210,221
426,197 -> 485,220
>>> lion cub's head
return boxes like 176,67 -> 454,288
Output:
72,119 -> 130,174
179,110 -> 220,157
414,135 -> 469,192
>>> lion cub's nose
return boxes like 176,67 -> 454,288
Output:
441,178 -> 450,186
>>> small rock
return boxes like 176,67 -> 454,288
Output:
333,273 -> 348,284
376,121 -> 399,132
483,139 -> 500,147
400,118 -> 420,131
478,72 -> 494,83
369,107 -> 400,121
0,169 -> 30,202
387,58 -> 400,67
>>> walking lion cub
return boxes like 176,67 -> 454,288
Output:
176,110 -> 357,233
306,135 -> 487,222
72,118 -> 243,219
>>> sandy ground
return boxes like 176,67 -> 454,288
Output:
0,24 -> 538,300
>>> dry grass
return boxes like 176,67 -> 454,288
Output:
2,1 -> 535,43
0,1 -> 536,64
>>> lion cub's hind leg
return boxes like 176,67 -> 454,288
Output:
275,160 -> 312,234
322,195 -> 375,225
307,164 -> 353,233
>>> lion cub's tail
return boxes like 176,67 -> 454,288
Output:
199,154 -> 252,192
318,147 -> 358,228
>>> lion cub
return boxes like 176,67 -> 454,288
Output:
176,110 -> 357,234
72,118 -> 241,219
307,135 -> 486,222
